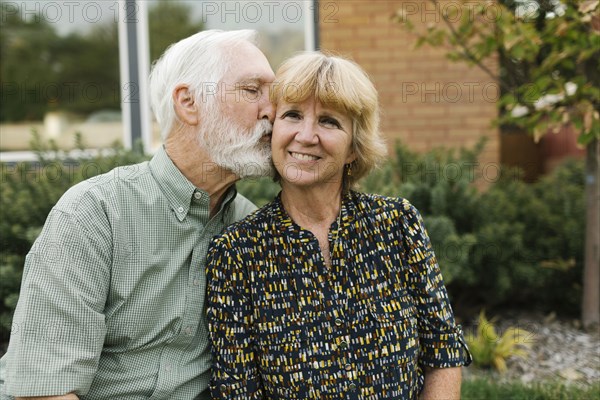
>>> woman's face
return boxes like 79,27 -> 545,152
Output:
272,97 -> 355,190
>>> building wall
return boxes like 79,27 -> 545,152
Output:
318,0 -> 500,183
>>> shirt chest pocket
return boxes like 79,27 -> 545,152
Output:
255,321 -> 312,399
350,292 -> 420,398
370,294 -> 419,361
353,291 -> 419,369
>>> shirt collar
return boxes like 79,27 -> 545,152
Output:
149,146 -> 198,221
220,185 -> 239,224
149,146 -> 239,222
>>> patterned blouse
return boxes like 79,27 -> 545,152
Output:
206,191 -> 471,399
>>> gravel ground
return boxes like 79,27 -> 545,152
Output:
462,311 -> 600,388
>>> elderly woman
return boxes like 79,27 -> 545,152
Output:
206,52 -> 471,399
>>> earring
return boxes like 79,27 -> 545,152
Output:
345,163 -> 353,177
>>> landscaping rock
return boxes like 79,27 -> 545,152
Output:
463,312 -> 600,388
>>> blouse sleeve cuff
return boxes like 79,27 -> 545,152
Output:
419,325 -> 473,368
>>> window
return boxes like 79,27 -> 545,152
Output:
0,0 -> 314,159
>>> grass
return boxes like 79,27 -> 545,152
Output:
462,377 -> 600,399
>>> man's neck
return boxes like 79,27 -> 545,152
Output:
165,133 -> 238,217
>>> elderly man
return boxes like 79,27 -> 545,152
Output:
0,29 -> 275,399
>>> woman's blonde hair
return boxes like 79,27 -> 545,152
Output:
271,51 -> 387,187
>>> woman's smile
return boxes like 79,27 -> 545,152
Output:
289,151 -> 320,162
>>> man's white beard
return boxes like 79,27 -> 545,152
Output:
198,110 -> 274,179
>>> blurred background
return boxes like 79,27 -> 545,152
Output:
0,0 -> 306,153
1,0 -> 598,398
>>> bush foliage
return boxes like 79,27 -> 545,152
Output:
0,135 -> 585,341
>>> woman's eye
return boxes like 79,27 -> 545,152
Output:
320,117 -> 341,129
244,87 -> 259,95
282,110 -> 301,120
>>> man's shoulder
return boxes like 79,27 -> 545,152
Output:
230,193 -> 257,222
55,160 -> 151,215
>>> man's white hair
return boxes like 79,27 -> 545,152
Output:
149,29 -> 258,140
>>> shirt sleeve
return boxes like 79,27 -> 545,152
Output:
206,237 -> 263,400
399,200 -> 472,368
4,202 -> 110,396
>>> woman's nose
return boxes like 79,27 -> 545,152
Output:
294,120 -> 318,144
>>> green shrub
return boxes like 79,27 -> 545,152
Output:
236,177 -> 280,208
466,159 -> 585,312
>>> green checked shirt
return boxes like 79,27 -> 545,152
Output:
0,146 -> 256,399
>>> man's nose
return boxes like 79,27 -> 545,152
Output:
259,90 -> 275,122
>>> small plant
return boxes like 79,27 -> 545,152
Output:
465,311 -> 534,373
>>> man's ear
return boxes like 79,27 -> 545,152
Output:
173,85 -> 199,126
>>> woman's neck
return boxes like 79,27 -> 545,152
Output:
280,183 -> 344,228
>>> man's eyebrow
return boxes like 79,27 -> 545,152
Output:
238,75 -> 272,84
237,78 -> 259,85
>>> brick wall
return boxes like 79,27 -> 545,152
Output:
318,0 -> 500,183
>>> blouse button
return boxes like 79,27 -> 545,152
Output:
339,340 -> 349,350
348,383 -> 357,391
345,363 -> 352,371
334,318 -> 343,327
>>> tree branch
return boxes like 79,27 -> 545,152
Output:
429,0 -> 501,84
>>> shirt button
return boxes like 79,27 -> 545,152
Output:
220,384 -> 227,392
339,340 -> 349,350
193,278 -> 200,286
348,383 -> 357,391
194,192 -> 202,200
177,206 -> 184,213
335,318 -> 343,327
165,364 -> 172,372
184,326 -> 193,336
345,363 -> 352,371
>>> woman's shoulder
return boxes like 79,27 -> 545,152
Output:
352,191 -> 417,216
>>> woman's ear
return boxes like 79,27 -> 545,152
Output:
345,149 -> 357,165
173,85 -> 199,126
